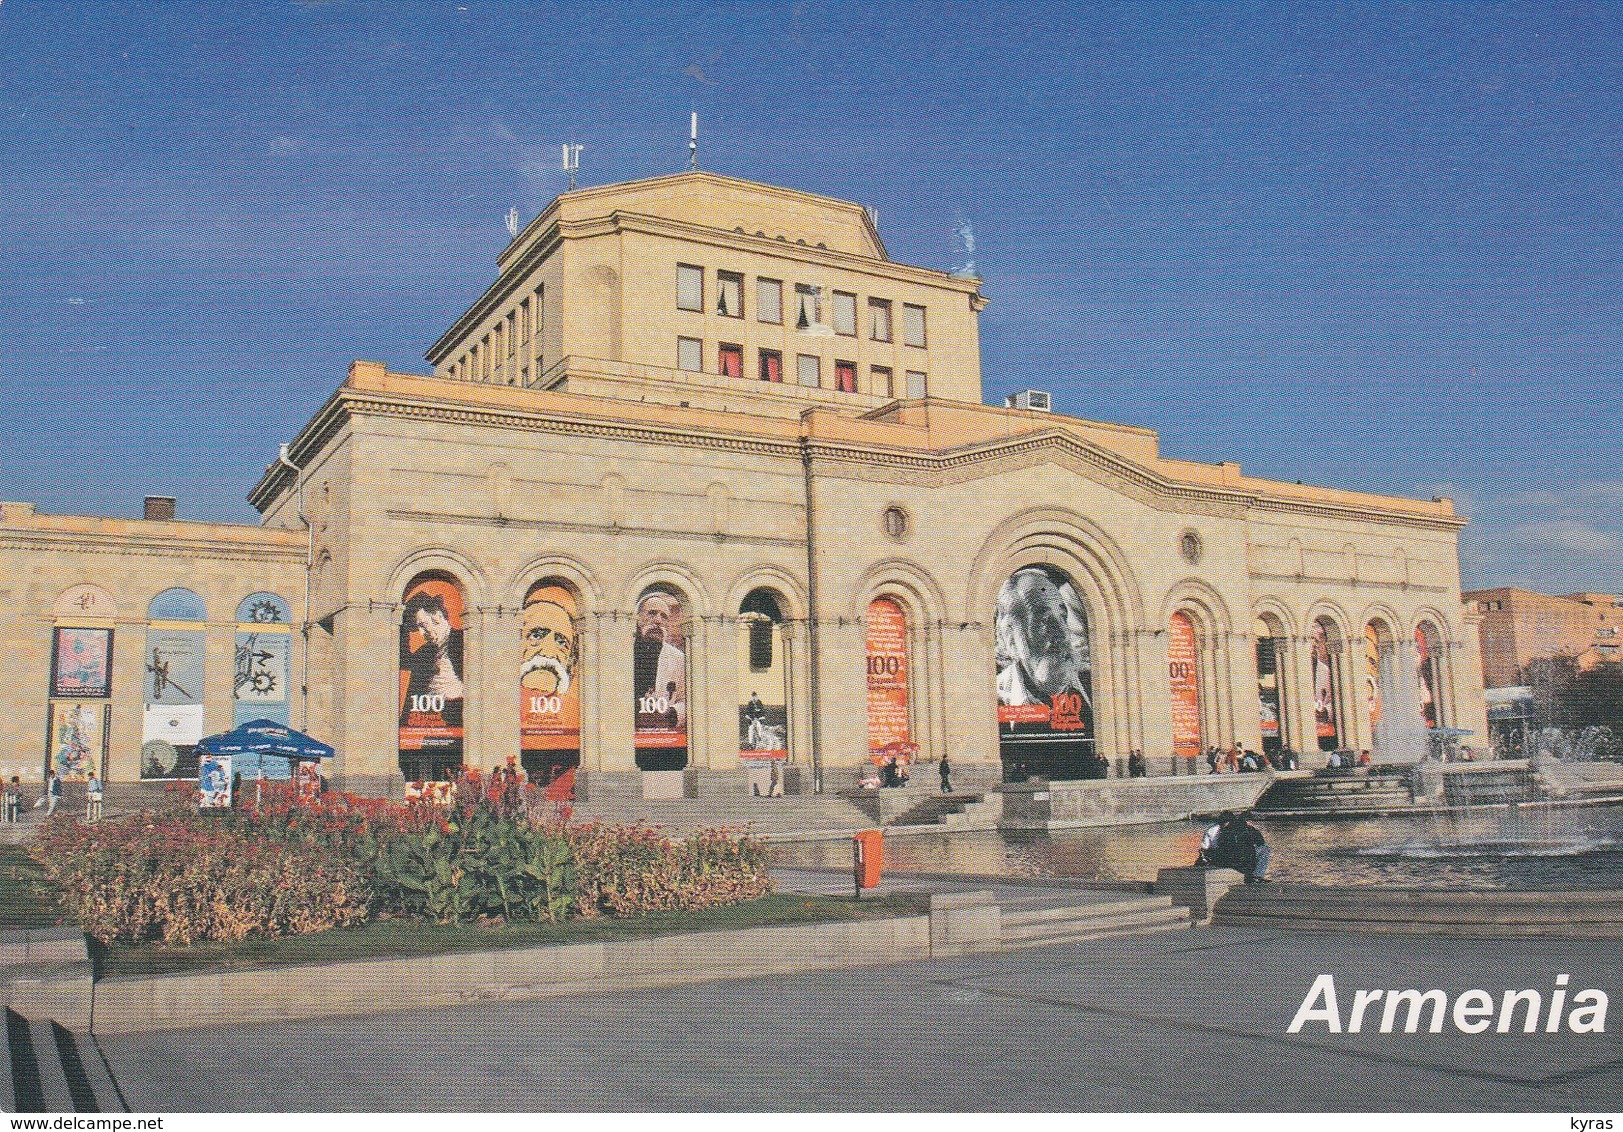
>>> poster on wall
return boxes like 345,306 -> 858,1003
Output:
632,586 -> 688,770
50,627 -> 113,698
235,593 -> 292,729
1365,624 -> 1383,733
141,626 -> 206,778
1311,621 -> 1339,750
738,618 -> 789,761
398,576 -> 467,776
198,753 -> 232,809
47,701 -> 101,781
1168,612 -> 1202,762
520,583 -> 582,780
1416,627 -> 1439,729
995,566 -> 1096,777
865,598 -> 912,763
1256,632 -> 1282,749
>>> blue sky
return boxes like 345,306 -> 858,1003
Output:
2,1 -> 1619,591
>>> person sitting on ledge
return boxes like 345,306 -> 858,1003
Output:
1199,811 -> 1271,883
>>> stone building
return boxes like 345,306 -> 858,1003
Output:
1466,587 -> 1623,688
1,171 -> 1488,796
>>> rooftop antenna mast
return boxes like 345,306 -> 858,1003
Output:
562,143 -> 583,191
689,110 -> 698,171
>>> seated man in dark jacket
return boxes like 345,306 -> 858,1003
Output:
1199,812 -> 1271,882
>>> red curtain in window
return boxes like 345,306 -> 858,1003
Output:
760,352 -> 782,383
835,361 -> 857,393
719,346 -> 743,379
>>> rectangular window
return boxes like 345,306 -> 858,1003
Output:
717,271 -> 744,318
797,354 -> 820,387
903,303 -> 927,348
869,298 -> 892,342
480,336 -> 491,381
506,311 -> 517,358
835,360 -> 857,393
676,264 -> 704,312
719,343 -> 743,378
794,284 -> 820,330
677,336 -> 703,371
832,291 -> 857,336
757,278 -> 782,324
906,370 -> 927,398
871,365 -> 893,397
759,349 -> 783,383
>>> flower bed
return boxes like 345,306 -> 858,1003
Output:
31,778 -> 771,945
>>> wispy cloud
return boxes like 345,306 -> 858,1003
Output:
1459,480 -> 1623,593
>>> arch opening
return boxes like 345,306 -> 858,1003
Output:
1254,614 -> 1287,757
1310,616 -> 1344,752
739,588 -> 790,793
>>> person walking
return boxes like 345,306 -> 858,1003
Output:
44,770 -> 63,816
2,776 -> 21,823
86,772 -> 104,823
938,753 -> 953,794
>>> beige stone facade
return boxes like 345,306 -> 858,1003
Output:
0,172 -> 1488,791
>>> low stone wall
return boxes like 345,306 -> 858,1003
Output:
1001,773 -> 1273,829
90,915 -> 932,1035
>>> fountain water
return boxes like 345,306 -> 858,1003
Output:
1370,635 -> 1430,763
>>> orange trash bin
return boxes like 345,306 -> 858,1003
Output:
852,829 -> 884,894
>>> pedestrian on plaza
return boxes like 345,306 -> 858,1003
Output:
2,776 -> 21,823
1206,746 -> 1221,774
86,772 -> 103,823
43,770 -> 62,816
1128,749 -> 1147,778
939,753 -> 953,794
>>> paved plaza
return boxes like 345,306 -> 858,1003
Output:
98,924 -> 1623,1111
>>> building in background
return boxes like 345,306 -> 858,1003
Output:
1,172 -> 1489,796
1466,588 -> 1623,689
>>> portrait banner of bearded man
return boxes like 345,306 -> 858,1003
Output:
521,583 -> 582,751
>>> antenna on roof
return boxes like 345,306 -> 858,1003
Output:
505,207 -> 520,239
562,143 -> 583,191
689,110 -> 698,171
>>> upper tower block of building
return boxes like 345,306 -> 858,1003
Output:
425,171 -> 988,417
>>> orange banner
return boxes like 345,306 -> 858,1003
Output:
866,598 -> 911,761
1169,612 -> 1201,761
521,584 -> 581,752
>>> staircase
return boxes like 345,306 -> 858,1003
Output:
1212,884 -> 1623,938
3,1011 -> 126,1113
1254,770 -> 1414,814
996,888 -> 1192,949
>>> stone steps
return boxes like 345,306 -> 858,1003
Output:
998,892 -> 1191,949
2,1012 -> 125,1113
1212,884 -> 1623,938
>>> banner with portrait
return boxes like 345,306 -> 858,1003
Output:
235,592 -> 292,728
1168,612 -> 1202,762
398,575 -> 467,773
633,585 -> 688,770
1416,626 -> 1439,729
995,566 -> 1095,776
1311,620 -> 1339,750
48,700 -> 106,782
198,753 -> 233,809
50,627 -> 113,699
1365,624 -> 1383,733
521,583 -> 582,780
738,618 -> 789,762
1255,632 -> 1282,749
865,598 -> 912,763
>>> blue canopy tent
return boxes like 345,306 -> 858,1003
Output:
196,719 -> 335,783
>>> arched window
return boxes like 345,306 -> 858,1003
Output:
1416,621 -> 1444,732
139,588 -> 207,781
994,566 -> 1098,779
738,589 -> 789,770
234,593 -> 292,728
520,579 -> 581,784
398,573 -> 466,783
633,584 -> 689,772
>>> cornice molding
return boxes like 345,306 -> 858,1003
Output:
1,529 -> 306,564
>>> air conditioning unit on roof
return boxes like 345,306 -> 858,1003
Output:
1005,390 -> 1051,412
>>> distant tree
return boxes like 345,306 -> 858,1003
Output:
1521,657 -> 1623,729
